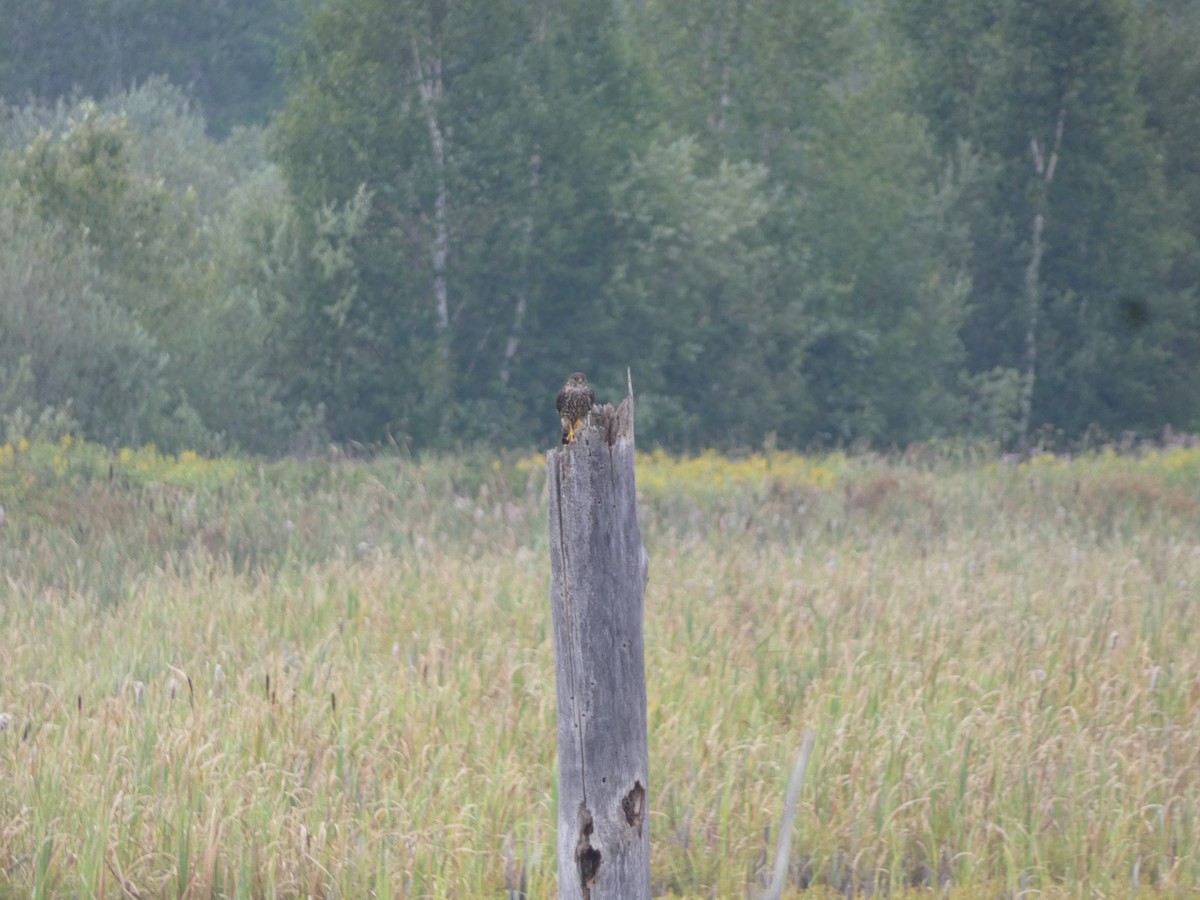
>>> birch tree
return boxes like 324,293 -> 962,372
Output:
894,0 -> 1185,440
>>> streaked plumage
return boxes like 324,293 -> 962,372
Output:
556,372 -> 595,444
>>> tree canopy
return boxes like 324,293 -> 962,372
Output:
1,0 -> 1197,453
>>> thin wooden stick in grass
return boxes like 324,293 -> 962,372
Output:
763,729 -> 817,900
547,371 -> 650,900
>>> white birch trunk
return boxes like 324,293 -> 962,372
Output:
412,36 -> 450,333
1018,105 -> 1066,445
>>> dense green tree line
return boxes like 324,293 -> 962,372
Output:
0,0 -> 296,135
1,0 -> 1197,453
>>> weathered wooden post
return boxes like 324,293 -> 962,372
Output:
547,375 -> 650,899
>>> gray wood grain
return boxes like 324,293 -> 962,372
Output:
547,387 -> 650,899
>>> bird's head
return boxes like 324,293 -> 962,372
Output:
568,372 -> 588,385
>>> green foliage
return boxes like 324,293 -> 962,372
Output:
792,62 -> 975,445
627,0 -> 854,165
608,137 -> 801,446
1134,0 -> 1200,421
272,0 -> 654,448
958,366 -> 1025,446
0,83 -> 318,452
0,197 -> 169,445
272,0 -> 449,440
15,101 -> 196,332
0,0 -> 298,134
2,1 -> 1199,452
891,0 -> 1200,439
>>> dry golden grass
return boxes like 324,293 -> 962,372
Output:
0,440 -> 1197,897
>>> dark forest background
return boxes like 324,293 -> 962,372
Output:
2,0 -> 1198,454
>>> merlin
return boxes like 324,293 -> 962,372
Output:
556,372 -> 595,444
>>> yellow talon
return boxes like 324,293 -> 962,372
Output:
563,418 -> 585,444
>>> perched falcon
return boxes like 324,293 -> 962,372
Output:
556,372 -> 595,444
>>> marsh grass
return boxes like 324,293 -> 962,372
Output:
0,440 -> 1198,897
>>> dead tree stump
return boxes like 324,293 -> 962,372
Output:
547,379 -> 650,899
